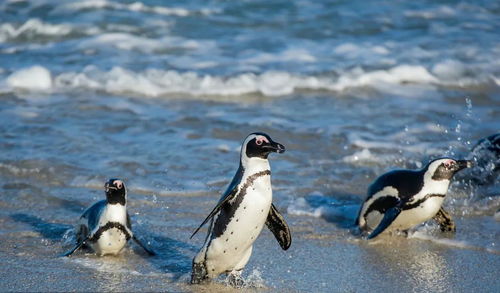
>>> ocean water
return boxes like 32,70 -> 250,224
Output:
0,0 -> 499,292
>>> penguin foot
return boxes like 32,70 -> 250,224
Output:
190,262 -> 209,284
433,207 -> 456,233
227,270 -> 245,288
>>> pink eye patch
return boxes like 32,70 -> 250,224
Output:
114,180 -> 123,189
444,160 -> 454,168
255,136 -> 269,145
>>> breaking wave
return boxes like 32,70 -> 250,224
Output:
3,64 -> 498,98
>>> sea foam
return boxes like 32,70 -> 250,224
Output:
6,65 -> 52,91
56,0 -> 215,17
3,63 -> 497,98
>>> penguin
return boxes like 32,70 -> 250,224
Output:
190,132 -> 291,286
467,133 -> 500,185
62,178 -> 155,256
356,158 -> 472,239
472,133 -> 500,158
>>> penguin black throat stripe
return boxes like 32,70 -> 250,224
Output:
211,169 -> 271,238
89,222 -> 131,242
404,193 -> 446,210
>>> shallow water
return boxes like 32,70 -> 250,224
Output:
0,0 -> 499,292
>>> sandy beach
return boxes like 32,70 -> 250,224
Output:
1,0 -> 499,292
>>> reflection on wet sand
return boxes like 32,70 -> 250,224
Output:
362,238 -> 452,292
73,255 -> 131,292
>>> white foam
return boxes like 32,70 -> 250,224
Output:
57,0 -> 215,17
84,33 -> 164,53
287,197 -> 323,218
410,231 -> 499,254
432,59 -> 467,80
52,65 -> 438,97
332,65 -> 438,92
287,197 -> 358,222
6,66 -> 52,91
346,132 -> 443,155
82,33 -> 214,53
3,62 -> 496,97
0,19 -> 74,42
333,43 -> 390,57
244,48 -> 316,64
0,162 -> 41,175
342,149 -> 377,164
404,6 -> 457,19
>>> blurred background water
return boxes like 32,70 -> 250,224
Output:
0,0 -> 499,292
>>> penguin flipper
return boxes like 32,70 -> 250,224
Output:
432,207 -> 456,232
126,212 -> 132,229
266,203 -> 292,250
132,235 -> 156,256
61,236 -> 88,257
367,206 -> 401,239
190,187 -> 238,239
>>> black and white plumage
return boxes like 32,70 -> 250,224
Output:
356,158 -> 472,239
190,133 -> 291,285
467,133 -> 500,185
63,179 -> 155,257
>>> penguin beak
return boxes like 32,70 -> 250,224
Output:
455,160 -> 473,171
263,141 -> 286,154
104,180 -> 118,192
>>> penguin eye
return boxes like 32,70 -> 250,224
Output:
255,138 -> 263,146
114,180 -> 123,189
443,160 -> 454,169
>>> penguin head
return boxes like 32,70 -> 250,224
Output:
426,158 -> 473,181
241,132 -> 285,161
104,178 -> 127,205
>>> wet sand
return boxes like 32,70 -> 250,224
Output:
1,189 -> 498,292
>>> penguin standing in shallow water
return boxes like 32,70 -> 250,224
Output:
63,179 -> 155,256
190,133 -> 291,286
356,158 -> 472,239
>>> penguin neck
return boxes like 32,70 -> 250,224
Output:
103,202 -> 127,224
422,168 -> 451,195
241,156 -> 270,175
106,192 -> 127,206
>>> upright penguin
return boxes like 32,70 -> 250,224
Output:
63,178 -> 155,256
190,132 -> 291,285
356,158 -> 472,239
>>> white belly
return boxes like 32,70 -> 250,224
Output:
364,196 -> 444,233
90,228 -> 128,256
390,196 -> 444,231
204,176 -> 272,277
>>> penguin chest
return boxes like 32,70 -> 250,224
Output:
91,227 -> 128,255
391,196 -> 444,230
206,176 -> 272,274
